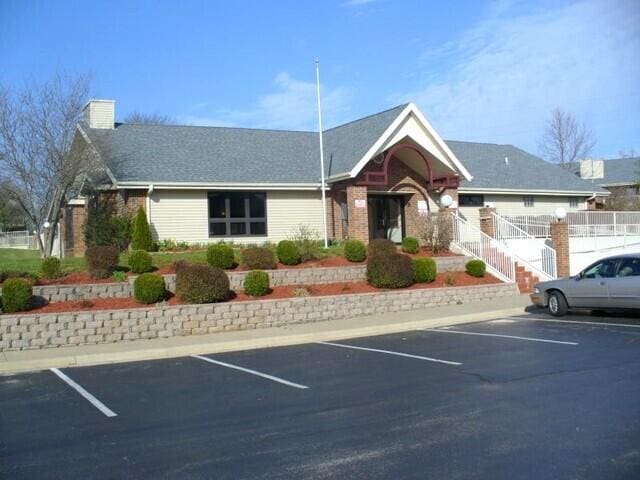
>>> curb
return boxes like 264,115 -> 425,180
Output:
0,307 -> 524,375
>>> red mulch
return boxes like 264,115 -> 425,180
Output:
19,271 -> 499,315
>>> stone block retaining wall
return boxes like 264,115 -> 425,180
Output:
2,256 -> 471,302
0,282 -> 518,351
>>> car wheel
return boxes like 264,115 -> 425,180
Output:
548,291 -> 568,317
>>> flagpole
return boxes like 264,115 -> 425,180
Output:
316,59 -> 329,248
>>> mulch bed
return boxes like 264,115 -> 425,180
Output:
18,271 -> 499,315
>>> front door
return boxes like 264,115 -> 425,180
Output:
368,196 -> 404,243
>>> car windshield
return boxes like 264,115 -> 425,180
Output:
582,259 -> 618,279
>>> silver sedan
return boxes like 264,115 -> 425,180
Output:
530,253 -> 640,316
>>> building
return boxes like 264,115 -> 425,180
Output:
63,99 -> 608,256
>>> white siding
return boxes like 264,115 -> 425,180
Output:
458,194 -> 588,227
149,189 -> 324,245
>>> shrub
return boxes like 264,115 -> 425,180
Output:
131,207 -> 153,251
445,273 -> 456,286
276,240 -> 301,265
175,264 -> 230,304
344,239 -> 366,262
288,225 -> 321,262
83,196 -> 131,251
41,257 -> 62,279
242,247 -> 277,270
244,270 -> 270,297
466,259 -> 486,277
420,212 -> 453,254
414,257 -> 437,283
367,238 -> 397,258
0,271 -> 35,284
112,271 -> 126,282
207,243 -> 235,269
110,216 -> 132,252
1,278 -> 32,313
85,245 -> 120,279
402,237 -> 419,254
133,273 -> 166,304
128,250 -> 153,274
292,286 -> 311,297
367,253 -> 415,289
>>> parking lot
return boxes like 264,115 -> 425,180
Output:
2,311 -> 639,479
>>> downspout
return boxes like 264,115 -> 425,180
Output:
146,184 -> 154,224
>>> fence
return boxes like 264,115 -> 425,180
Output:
491,212 -> 557,280
451,213 -> 516,283
0,230 -> 33,249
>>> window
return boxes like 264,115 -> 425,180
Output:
208,192 -> 266,237
568,197 -> 579,208
617,258 -> 640,277
582,259 -> 618,279
459,194 -> 485,207
523,196 -> 535,207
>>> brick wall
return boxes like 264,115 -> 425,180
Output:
0,282 -> 518,351
0,257 -> 472,302
346,185 -> 369,242
479,207 -> 496,238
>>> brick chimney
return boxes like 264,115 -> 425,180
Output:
83,99 -> 115,129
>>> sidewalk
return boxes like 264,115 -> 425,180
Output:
0,295 -> 531,375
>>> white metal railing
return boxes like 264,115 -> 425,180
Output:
451,213 -> 516,283
503,211 -> 640,239
0,230 -> 33,249
491,212 -> 557,280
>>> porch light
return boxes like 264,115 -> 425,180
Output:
43,221 -> 51,229
554,207 -> 567,221
440,194 -> 453,208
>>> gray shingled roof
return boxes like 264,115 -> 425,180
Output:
598,157 -> 640,185
450,141 -> 606,193
84,104 -> 605,194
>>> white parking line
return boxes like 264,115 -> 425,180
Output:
420,328 -> 578,345
509,316 -> 640,329
191,355 -> 309,389
315,341 -> 462,366
50,368 -> 117,418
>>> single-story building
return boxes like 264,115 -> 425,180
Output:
63,99 -> 608,255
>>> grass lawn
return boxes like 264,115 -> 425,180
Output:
1,243 -> 346,277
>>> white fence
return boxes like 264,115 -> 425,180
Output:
0,230 -> 34,249
491,212 -> 557,280
503,211 -> 640,239
451,213 -> 516,283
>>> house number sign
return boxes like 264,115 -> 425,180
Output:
355,199 -> 367,209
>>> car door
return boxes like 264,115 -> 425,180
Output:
606,257 -> 640,309
565,258 -> 618,308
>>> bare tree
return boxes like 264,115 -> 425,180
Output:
539,108 -> 596,169
0,73 -> 91,256
123,111 -> 174,125
604,187 -> 640,211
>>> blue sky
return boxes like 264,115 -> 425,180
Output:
1,0 -> 638,158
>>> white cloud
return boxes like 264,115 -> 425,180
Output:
393,0 -> 640,156
181,72 -> 351,131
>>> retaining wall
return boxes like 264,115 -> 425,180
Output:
2,256 -> 471,302
0,282 -> 518,351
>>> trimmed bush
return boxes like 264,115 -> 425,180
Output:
402,237 -> 420,254
1,278 -> 32,313
466,259 -> 486,277
131,207 -> 153,251
414,257 -> 437,283
344,239 -> 366,263
128,250 -> 153,274
85,245 -> 120,279
367,253 -> 415,289
241,247 -> 277,270
133,273 -> 166,304
41,257 -> 62,279
207,243 -> 235,269
277,240 -> 301,265
175,264 -> 230,304
244,270 -> 270,297
367,238 -> 397,258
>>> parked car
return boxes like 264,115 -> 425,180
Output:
530,254 -> 640,316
